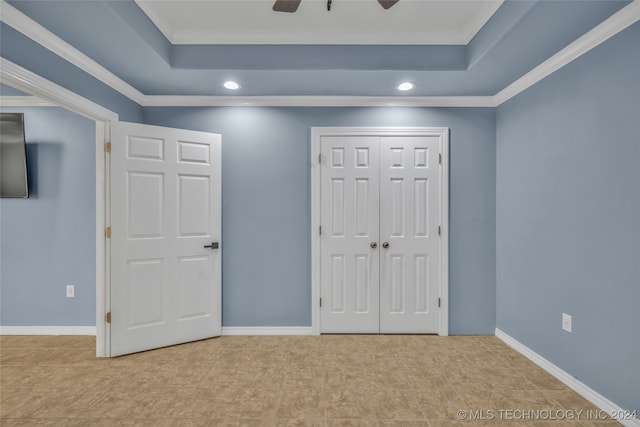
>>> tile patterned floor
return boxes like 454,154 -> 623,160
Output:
0,335 -> 620,426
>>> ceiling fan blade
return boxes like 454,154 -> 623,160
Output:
273,0 -> 302,13
377,0 -> 399,9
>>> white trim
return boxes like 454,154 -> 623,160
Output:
310,127 -> 449,336
142,95 -> 496,108
439,130 -> 450,336
494,0 -> 640,106
0,95 -> 54,107
0,58 -> 118,122
221,327 -> 313,336
95,122 -> 111,358
495,328 -> 640,427
310,129 -> 322,335
0,0 -> 145,105
0,326 -> 96,335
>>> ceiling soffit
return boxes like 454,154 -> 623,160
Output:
1,0 -> 633,97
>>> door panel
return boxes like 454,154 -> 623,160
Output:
127,172 -> 164,238
178,174 -> 210,237
126,258 -> 165,328
389,255 -> 404,313
320,136 -> 380,333
177,255 -> 213,320
379,136 -> 441,333
111,122 -> 221,356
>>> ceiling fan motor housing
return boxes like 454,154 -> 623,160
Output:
272,0 -> 399,13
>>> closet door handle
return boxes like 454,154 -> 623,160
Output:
370,242 -> 377,249
382,242 -> 389,249
204,242 -> 219,249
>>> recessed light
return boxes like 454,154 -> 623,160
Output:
397,82 -> 415,91
223,81 -> 240,90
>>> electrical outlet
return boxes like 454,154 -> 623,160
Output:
66,285 -> 75,298
562,313 -> 572,333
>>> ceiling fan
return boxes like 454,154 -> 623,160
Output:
273,0 -> 399,13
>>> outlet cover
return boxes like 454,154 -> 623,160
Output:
66,285 -> 75,298
562,313 -> 572,333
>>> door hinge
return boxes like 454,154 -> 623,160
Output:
318,153 -> 322,164
105,142 -> 111,153
438,226 -> 441,236
438,298 -> 441,308
438,153 -> 442,164
320,297 -> 323,308
319,225 -> 322,235
106,312 -> 112,323
106,227 -> 111,238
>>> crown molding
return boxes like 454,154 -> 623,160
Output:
2,0 -> 639,108
494,0 -> 640,106
0,0 -> 145,105
0,95 -> 54,107
141,95 -> 497,108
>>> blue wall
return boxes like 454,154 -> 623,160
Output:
496,22 -> 640,413
0,107 -> 96,326
143,107 -> 497,333
1,3 -> 636,414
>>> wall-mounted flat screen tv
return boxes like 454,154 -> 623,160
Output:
0,113 -> 29,198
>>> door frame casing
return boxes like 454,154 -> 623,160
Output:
310,127 -> 449,336
0,58 -> 117,356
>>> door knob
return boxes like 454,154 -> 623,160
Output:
370,242 -> 377,249
204,242 -> 219,249
382,242 -> 390,249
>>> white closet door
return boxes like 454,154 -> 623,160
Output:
320,136 -> 380,333
110,122 -> 221,356
379,136 -> 441,333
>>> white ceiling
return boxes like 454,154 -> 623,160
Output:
135,0 -> 504,45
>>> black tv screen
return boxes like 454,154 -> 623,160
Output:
0,113 -> 29,198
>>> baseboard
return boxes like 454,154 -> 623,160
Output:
495,328 -> 639,427
222,326 -> 313,336
1,326 -> 311,337
0,326 -> 96,335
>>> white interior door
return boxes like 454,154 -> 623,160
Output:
110,122 -> 221,356
379,136 -> 441,333
319,132 -> 444,334
320,136 -> 380,333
